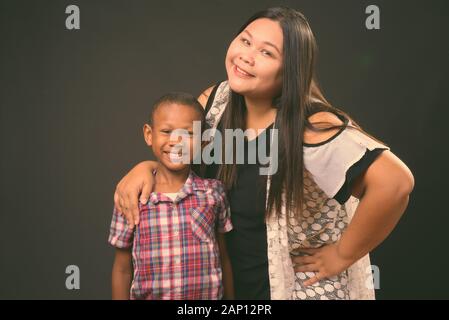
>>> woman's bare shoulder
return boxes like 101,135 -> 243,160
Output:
197,85 -> 215,109
304,112 -> 345,145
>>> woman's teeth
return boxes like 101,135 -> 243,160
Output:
235,65 -> 253,77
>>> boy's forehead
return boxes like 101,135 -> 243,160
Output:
152,102 -> 202,124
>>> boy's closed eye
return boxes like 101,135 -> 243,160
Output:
171,130 -> 195,138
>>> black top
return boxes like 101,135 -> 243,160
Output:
204,123 -> 273,300
203,87 -> 272,299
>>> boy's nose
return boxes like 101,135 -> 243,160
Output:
168,138 -> 181,146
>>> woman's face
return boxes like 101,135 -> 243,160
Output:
225,18 -> 283,100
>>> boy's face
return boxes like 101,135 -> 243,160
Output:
143,103 -> 202,172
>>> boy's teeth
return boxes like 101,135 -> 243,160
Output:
168,152 -> 183,162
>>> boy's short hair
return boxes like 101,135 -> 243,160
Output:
149,92 -> 206,130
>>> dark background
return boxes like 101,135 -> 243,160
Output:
0,0 -> 448,299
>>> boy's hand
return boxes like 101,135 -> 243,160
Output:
114,161 -> 156,228
291,243 -> 356,287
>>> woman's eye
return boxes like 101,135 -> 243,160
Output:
241,38 -> 250,46
262,50 -> 273,57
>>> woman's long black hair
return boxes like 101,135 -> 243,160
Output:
217,7 -> 360,220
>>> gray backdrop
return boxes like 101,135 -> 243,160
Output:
1,0 -> 448,299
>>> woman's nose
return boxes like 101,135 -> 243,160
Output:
239,55 -> 254,66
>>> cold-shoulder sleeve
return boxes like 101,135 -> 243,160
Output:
303,125 -> 389,204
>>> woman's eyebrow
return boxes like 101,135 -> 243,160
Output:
243,29 -> 281,54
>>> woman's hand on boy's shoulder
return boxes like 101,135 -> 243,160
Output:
114,161 -> 157,228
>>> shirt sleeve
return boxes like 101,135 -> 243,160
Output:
303,126 -> 389,204
213,181 -> 233,233
108,206 -> 134,248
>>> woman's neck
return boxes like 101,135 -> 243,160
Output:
244,95 -> 277,129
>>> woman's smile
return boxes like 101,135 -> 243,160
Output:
233,64 -> 255,78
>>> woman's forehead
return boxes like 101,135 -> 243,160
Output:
243,18 -> 283,51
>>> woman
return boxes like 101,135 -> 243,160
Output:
114,7 -> 414,300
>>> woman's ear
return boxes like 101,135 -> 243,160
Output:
143,124 -> 152,146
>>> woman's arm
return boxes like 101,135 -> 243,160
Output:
114,161 -> 158,228
293,150 -> 414,286
112,248 -> 133,300
217,232 -> 234,299
336,150 -> 414,261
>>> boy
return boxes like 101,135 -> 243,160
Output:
108,92 -> 233,299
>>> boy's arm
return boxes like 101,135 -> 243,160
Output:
112,247 -> 133,300
217,232 -> 234,300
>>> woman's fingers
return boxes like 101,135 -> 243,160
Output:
112,161 -> 158,229
129,193 -> 140,226
124,191 -> 137,229
298,248 -> 319,255
121,196 -> 135,229
140,179 -> 152,205
115,179 -> 136,228
291,255 -> 315,266
136,179 -> 152,225
303,273 -> 323,287
114,190 -> 122,214
294,263 -> 318,273
118,185 -> 134,229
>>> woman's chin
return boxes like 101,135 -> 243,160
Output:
227,77 -> 252,95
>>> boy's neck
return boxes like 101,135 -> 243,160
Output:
154,165 -> 190,193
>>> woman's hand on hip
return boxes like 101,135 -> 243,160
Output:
114,161 -> 157,228
291,243 -> 356,287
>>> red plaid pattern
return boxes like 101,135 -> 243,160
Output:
109,170 -> 232,300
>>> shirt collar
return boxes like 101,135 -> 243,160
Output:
148,170 -> 206,204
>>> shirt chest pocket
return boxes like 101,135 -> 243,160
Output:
190,206 -> 215,242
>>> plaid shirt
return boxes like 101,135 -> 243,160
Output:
108,170 -> 233,300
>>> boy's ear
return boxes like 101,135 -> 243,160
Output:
143,124 -> 152,146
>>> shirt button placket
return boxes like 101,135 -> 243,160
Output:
172,202 -> 182,295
